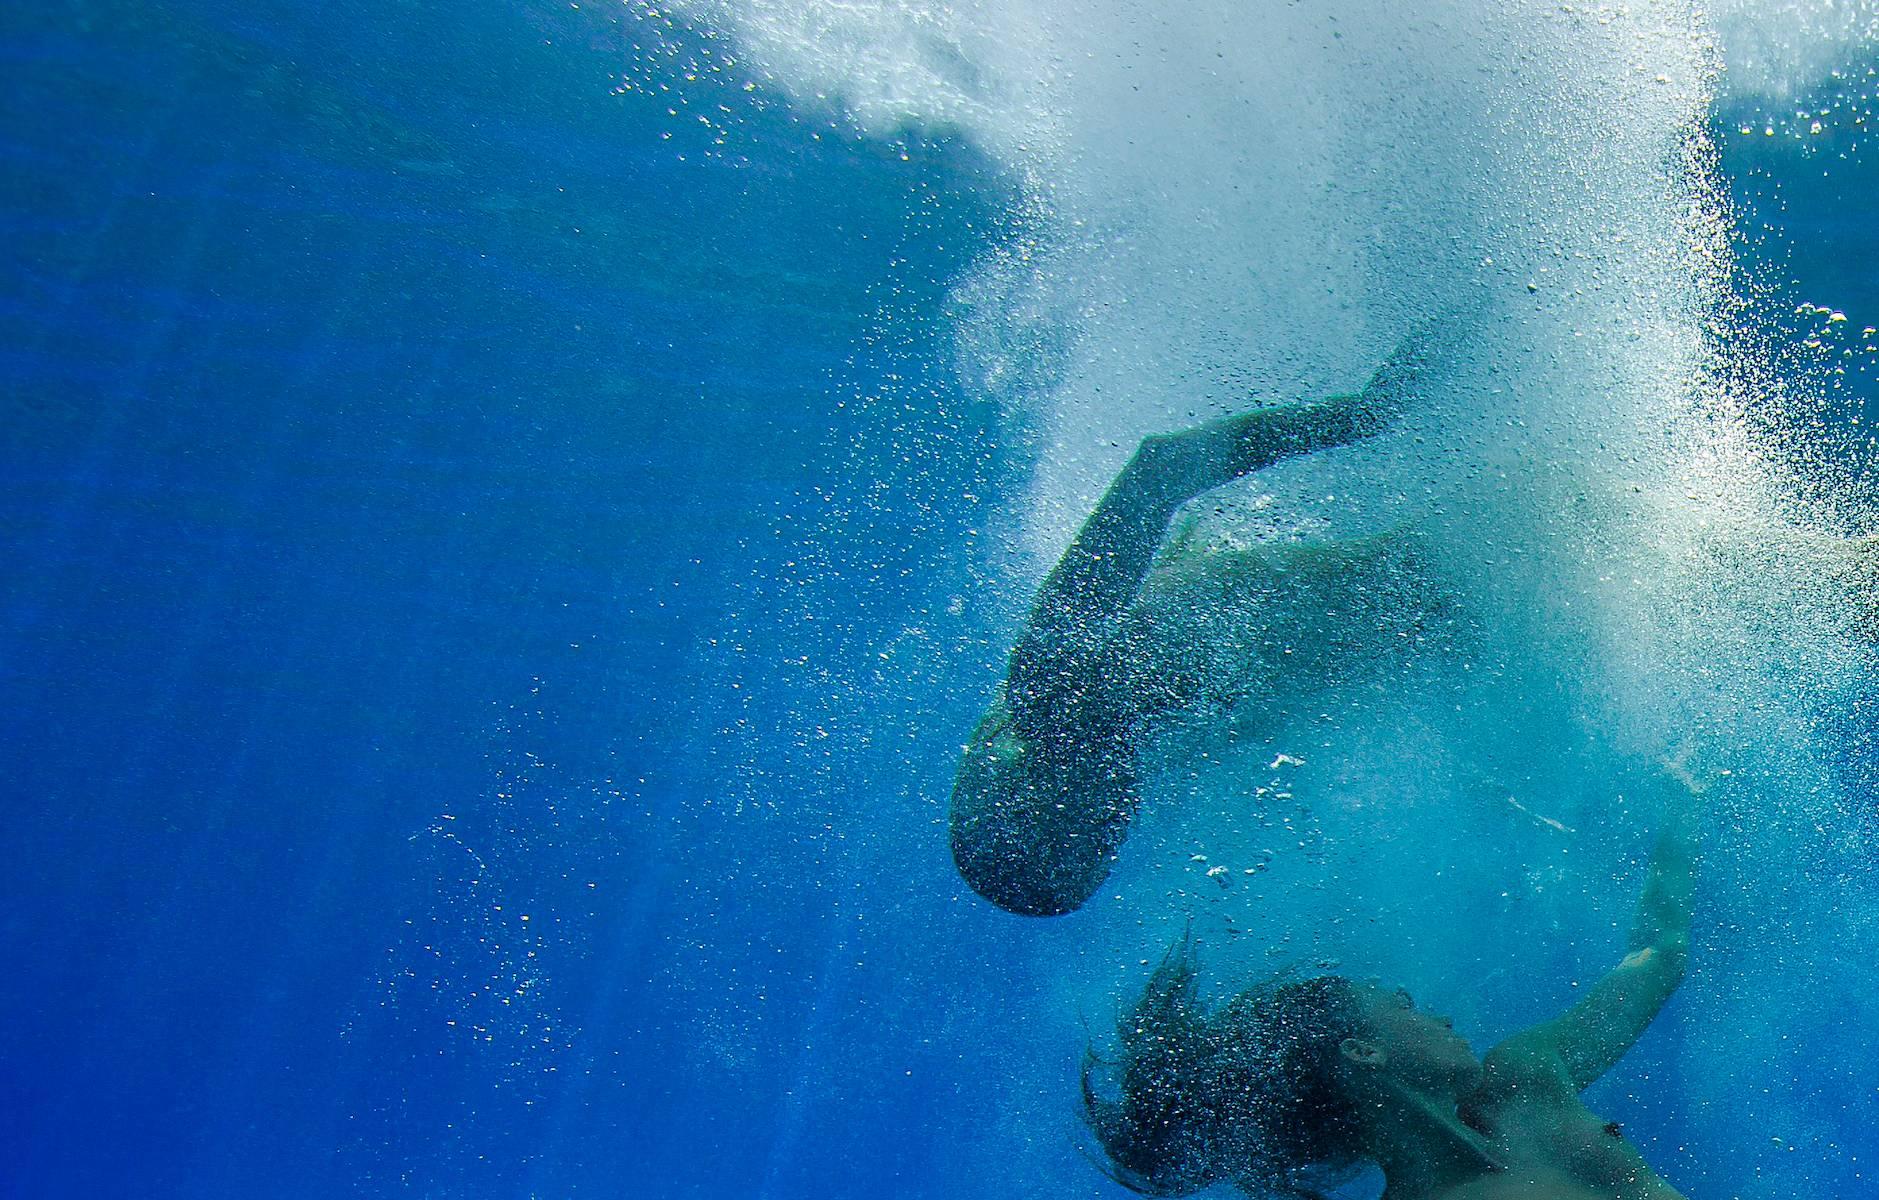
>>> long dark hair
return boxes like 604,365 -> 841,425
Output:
1082,933 -> 1369,1198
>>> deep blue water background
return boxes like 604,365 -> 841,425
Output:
2,3 -> 1877,1197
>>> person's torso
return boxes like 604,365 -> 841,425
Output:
1124,527 -> 1458,724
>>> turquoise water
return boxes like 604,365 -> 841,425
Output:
3,2 -> 1878,1196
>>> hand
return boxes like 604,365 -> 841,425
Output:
1657,744 -> 1710,797
1647,744 -> 1721,865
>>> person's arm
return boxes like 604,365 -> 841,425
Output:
1490,766 -> 1706,1092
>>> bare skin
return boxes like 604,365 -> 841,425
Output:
951,332 -> 1444,916
1331,770 -> 1704,1200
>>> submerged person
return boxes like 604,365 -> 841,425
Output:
1085,777 -> 1703,1199
951,336 -> 1447,917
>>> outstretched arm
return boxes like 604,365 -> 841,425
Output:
1493,766 -> 1706,1092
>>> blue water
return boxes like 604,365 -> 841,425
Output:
4,3 -> 1879,1198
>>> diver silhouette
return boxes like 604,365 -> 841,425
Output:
950,330 -> 1445,916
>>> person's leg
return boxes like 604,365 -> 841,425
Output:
1007,324 -> 1442,715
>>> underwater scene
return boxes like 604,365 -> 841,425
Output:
7,1 -> 1879,1196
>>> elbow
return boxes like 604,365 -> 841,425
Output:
1621,932 -> 1690,983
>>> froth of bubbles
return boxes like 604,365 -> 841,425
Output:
655,0 -> 1063,154
669,0 -> 1871,841
1710,0 -> 1879,100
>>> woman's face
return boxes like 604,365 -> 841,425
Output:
1348,982 -> 1484,1093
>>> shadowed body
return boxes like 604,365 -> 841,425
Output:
951,333 -> 1445,916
